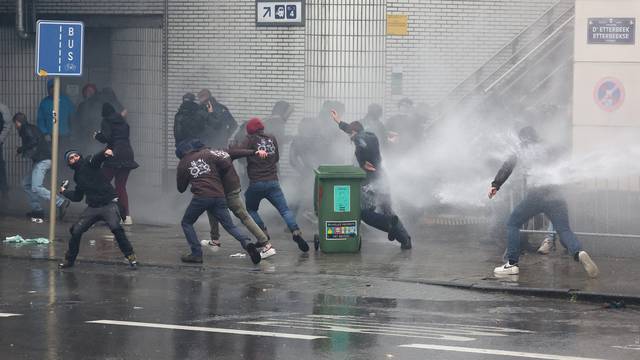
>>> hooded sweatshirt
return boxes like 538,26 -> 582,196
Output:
63,151 -> 118,208
176,139 -> 233,198
241,131 -> 280,183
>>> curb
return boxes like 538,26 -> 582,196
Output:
3,253 -> 639,305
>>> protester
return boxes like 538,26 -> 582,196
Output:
204,147 -> 276,259
239,117 -> 309,252
385,98 -> 424,154
174,93 -> 207,146
58,148 -> 137,269
263,100 -> 294,144
0,102 -> 12,200
488,126 -> 599,278
13,113 -> 69,222
330,110 -> 412,249
197,89 -> 238,149
37,79 -> 75,141
360,103 -> 388,147
72,83 -> 103,152
94,103 -> 139,225
176,138 -> 261,264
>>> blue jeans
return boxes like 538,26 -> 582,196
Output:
22,160 -> 64,212
181,197 -> 251,257
506,187 -> 581,263
245,180 -> 299,232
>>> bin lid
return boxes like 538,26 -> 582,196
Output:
314,165 -> 367,179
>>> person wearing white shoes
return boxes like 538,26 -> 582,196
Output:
488,126 -> 599,278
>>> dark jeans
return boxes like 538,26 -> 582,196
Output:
103,168 -> 131,217
506,187 -> 582,263
0,146 -> 7,194
181,197 -> 251,257
66,202 -> 134,263
245,180 -> 299,232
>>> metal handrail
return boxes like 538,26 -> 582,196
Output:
436,0 -> 574,115
484,14 -> 575,93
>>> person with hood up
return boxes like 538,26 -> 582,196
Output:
264,100 -> 294,144
94,103 -> 139,225
330,110 -> 412,250
239,117 -> 309,252
174,93 -> 207,146
58,148 -> 137,269
176,138 -> 261,265
197,89 -> 238,149
360,103 -> 388,147
13,113 -> 69,222
72,83 -> 103,152
489,126 -> 599,278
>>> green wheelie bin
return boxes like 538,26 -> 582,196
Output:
313,165 -> 367,253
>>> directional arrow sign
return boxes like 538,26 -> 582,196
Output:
256,1 -> 304,27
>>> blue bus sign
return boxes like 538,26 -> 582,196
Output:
36,20 -> 84,77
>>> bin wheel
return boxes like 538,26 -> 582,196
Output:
314,234 -> 319,251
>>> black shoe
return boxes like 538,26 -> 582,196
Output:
58,199 -> 70,221
125,254 -> 138,269
388,215 -> 399,241
292,231 -> 309,252
58,260 -> 74,269
246,243 -> 261,265
181,253 -> 203,264
400,236 -> 412,250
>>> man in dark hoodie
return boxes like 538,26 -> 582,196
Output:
176,138 -> 261,264
58,148 -> 137,269
330,110 -> 412,250
489,126 -> 599,278
174,93 -> 207,145
197,89 -> 238,149
240,117 -> 309,252
13,113 -> 69,221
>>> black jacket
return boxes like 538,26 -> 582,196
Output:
339,121 -> 382,173
95,113 -> 139,169
174,101 -> 207,145
202,99 -> 237,149
17,122 -> 51,163
63,152 -> 118,208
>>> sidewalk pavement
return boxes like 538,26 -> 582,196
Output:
1,214 -> 639,304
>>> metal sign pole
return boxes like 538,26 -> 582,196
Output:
48,76 -> 60,242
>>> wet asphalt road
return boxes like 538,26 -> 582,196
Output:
1,257 -> 639,360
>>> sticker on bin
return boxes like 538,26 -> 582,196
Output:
325,220 -> 357,240
333,185 -> 351,212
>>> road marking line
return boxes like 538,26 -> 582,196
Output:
399,343 -> 606,360
241,321 -> 475,342
86,320 -> 327,340
0,313 -> 22,317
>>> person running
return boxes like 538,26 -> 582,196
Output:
238,118 -> 309,252
330,110 -> 412,249
13,113 -> 69,222
203,147 -> 277,259
176,138 -> 261,264
488,126 -> 599,278
94,103 -> 139,225
58,148 -> 137,269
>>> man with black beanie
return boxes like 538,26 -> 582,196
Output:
330,110 -> 412,250
58,148 -> 137,269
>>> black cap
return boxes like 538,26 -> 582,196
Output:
182,92 -> 196,103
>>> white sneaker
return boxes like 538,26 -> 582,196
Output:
123,216 -> 133,225
578,251 -> 599,278
201,239 -> 221,252
494,262 -> 519,276
537,238 -> 555,255
259,243 -> 277,259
